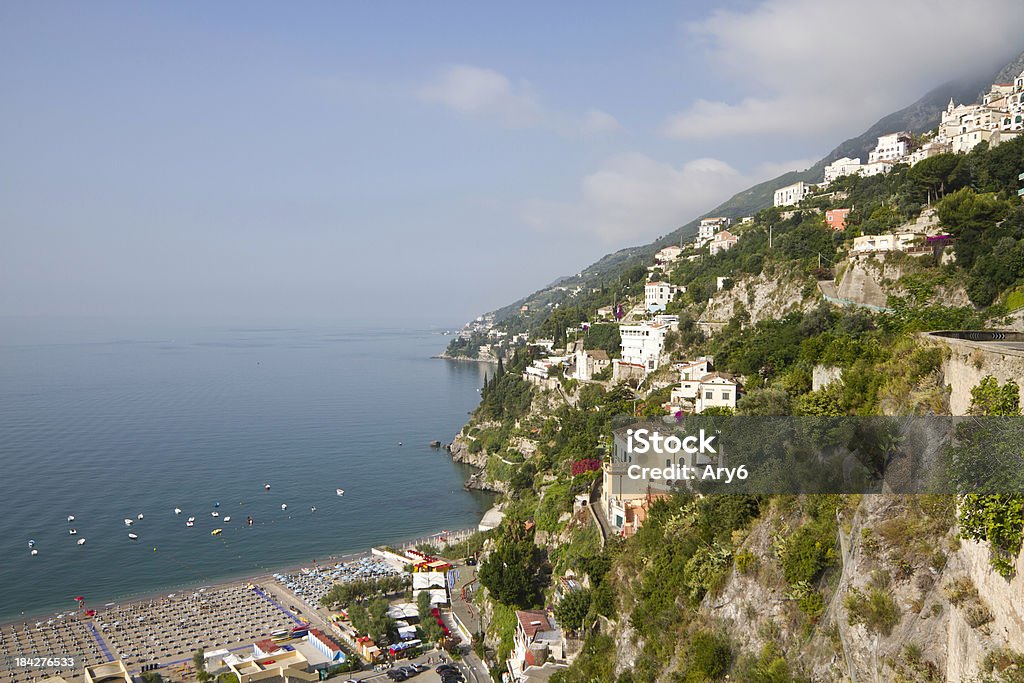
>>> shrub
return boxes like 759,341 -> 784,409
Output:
845,586 -> 900,636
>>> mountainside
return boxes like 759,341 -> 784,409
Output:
455,51 -> 1024,342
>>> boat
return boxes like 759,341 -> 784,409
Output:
77,539 -> 86,545
186,521 -> 194,527
187,516 -> 195,522
224,516 -> 231,522
31,549 -> 38,556
124,519 -> 133,527
28,540 -> 35,548
336,488 -> 345,497
264,483 -> 271,491
67,515 -> 75,522
128,533 -> 138,540
211,529 -> 223,536
213,502 -> 220,508
211,511 -> 220,518
246,516 -> 253,526
310,506 -> 317,512
69,529 -> 77,536
174,508 -> 182,515
137,514 -> 144,520
281,504 -> 287,510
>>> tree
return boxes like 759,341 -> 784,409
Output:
193,649 -> 211,683
969,376 -> 1021,416
554,589 -> 591,632
479,537 -> 548,608
736,388 -> 793,416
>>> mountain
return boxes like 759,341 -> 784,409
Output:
460,51 -> 1024,337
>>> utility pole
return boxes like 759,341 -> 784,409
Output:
769,225 -> 773,249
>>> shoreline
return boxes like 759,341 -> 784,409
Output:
0,523 -> 479,628
432,353 -> 498,364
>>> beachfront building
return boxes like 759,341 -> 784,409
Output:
85,662 -> 132,683
307,629 -> 347,663
616,322 -> 669,376
709,230 -> 738,256
773,181 -> 813,207
225,650 -> 316,683
645,281 -> 681,312
825,208 -> 851,231
508,610 -> 567,682
823,157 -> 863,184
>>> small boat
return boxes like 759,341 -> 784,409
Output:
281,504 -> 287,510
398,441 -> 403,446
28,540 -> 35,548
224,516 -> 231,522
31,549 -> 38,556
211,529 -> 222,536
211,511 -> 220,518
310,506 -> 317,512
137,514 -> 144,520
174,508 -> 182,515
213,502 -> 220,508
128,533 -> 138,540
124,519 -> 133,527
67,515 -> 75,522
186,521 -> 194,527
246,516 -> 253,526
69,529 -> 77,536
336,488 -> 345,497
264,483 -> 271,491
77,539 -> 86,546
187,516 -> 195,523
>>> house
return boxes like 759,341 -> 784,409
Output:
676,356 -> 713,380
825,208 -> 851,231
952,128 -> 993,154
868,132 -> 912,163
698,217 -> 731,242
596,305 -> 613,319
617,322 -> 669,373
645,281 -> 680,311
773,181 -> 813,207
852,232 -> 924,254
823,157 -> 863,184
655,245 -> 684,263
572,342 -> 610,381
508,610 -> 567,682
670,372 -> 740,414
859,161 -> 893,177
708,230 -> 738,256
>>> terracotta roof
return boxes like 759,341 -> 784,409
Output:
254,639 -> 281,654
516,610 -> 552,639
308,628 -> 342,652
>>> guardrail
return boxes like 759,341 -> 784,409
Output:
929,330 -> 1024,342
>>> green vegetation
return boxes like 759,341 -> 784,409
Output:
478,521 -> 548,609
319,575 -> 409,608
348,598 -> 397,644
553,588 -> 591,633
844,572 -> 901,636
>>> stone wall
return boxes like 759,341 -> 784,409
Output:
924,333 -> 1024,415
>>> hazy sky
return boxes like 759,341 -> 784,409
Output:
2,1 -> 1023,326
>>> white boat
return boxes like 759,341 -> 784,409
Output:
67,515 -> 75,522
264,483 -> 271,491
211,511 -> 220,518
223,516 -> 231,522
187,516 -> 195,523
31,549 -> 38,556
69,529 -> 77,536
336,488 -> 345,497
137,514 -> 144,520
28,540 -> 35,548
310,506 -> 317,512
77,539 -> 86,546
186,521 -> 194,527
128,533 -> 138,540
281,504 -> 287,510
124,519 -> 133,527
174,508 -> 182,515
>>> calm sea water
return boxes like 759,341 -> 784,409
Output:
0,318 -> 492,621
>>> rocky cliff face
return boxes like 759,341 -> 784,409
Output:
702,268 -> 818,327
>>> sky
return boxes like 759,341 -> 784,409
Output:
2,1 -> 1023,326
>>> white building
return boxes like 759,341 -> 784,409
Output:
572,341 -> 611,381
676,356 -> 713,381
645,281 -> 680,312
773,181 -> 813,207
670,372 -> 740,414
709,230 -> 738,256
859,161 -> 893,177
698,217 -> 731,242
852,232 -> 923,254
823,157 -> 863,184
952,128 -> 993,154
618,322 -> 669,372
508,610 -> 567,682
868,132 -> 911,163
655,245 -> 684,263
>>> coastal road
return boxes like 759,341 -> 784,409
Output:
444,561 -> 490,683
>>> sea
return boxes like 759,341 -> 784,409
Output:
0,318 -> 493,621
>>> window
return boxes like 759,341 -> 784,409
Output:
705,391 -> 713,400
722,392 -> 731,400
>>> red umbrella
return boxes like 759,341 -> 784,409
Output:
84,610 -> 96,617
74,596 -> 85,602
